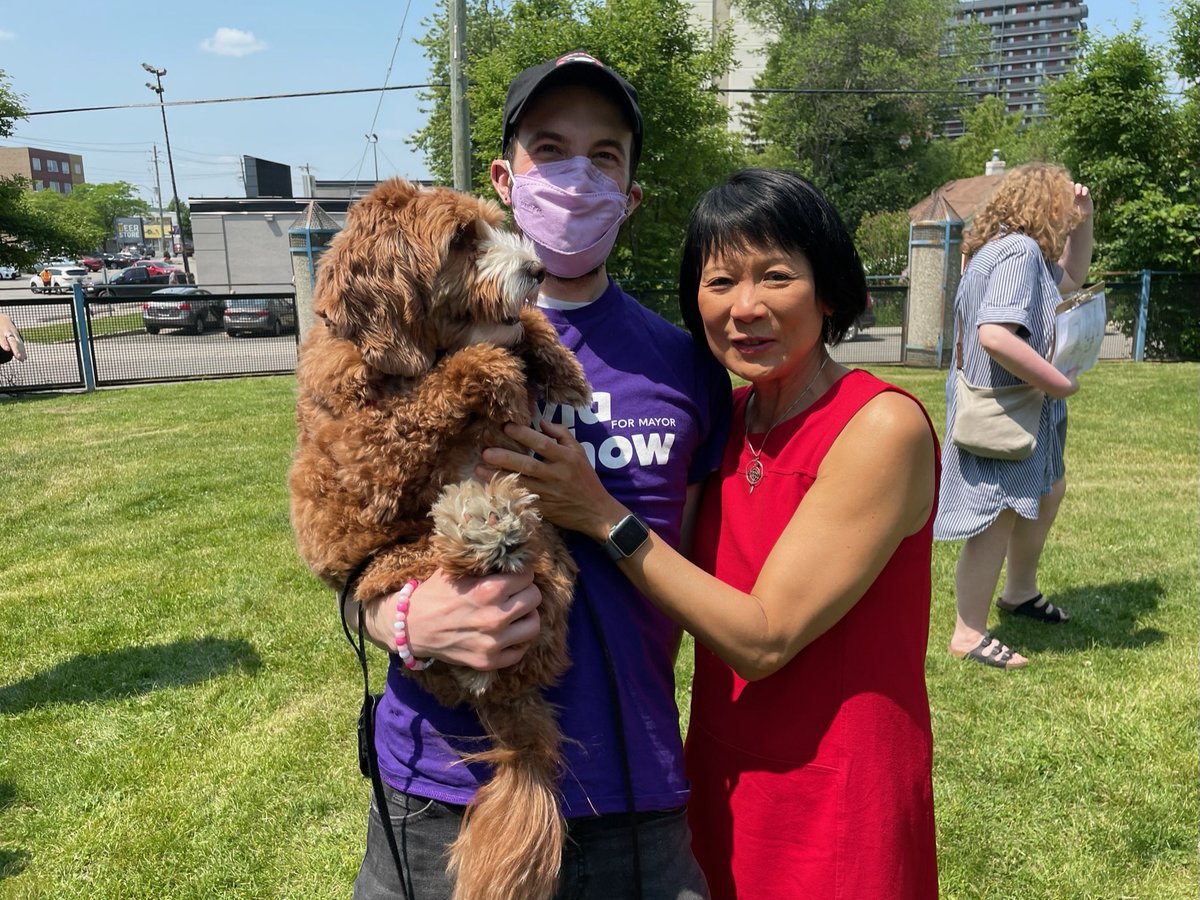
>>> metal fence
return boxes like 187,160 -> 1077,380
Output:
628,271 -> 1198,365
0,290 -> 299,394
1,271 -> 1193,394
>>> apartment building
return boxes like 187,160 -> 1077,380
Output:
946,0 -> 1088,136
687,0 -> 771,133
0,146 -> 86,193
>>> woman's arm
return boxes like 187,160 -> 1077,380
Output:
483,391 -> 936,681
1057,183 -> 1095,294
978,323 -> 1079,398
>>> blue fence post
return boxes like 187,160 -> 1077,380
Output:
71,284 -> 96,392
1134,269 -> 1151,362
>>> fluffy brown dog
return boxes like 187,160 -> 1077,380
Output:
288,179 -> 591,900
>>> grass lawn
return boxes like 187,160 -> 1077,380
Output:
1,363 -> 1195,898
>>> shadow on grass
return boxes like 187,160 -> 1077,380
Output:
991,578 -> 1167,654
0,637 -> 262,714
0,782 -> 28,880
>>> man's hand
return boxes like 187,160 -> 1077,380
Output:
404,569 -> 542,670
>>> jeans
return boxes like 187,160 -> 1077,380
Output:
352,783 -> 710,900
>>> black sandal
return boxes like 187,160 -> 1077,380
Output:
953,632 -> 1027,669
997,593 -> 1069,623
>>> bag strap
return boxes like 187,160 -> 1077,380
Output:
339,560 -> 416,900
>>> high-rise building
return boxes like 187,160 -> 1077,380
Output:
687,0 -> 771,133
946,0 -> 1088,137
0,146 -> 86,193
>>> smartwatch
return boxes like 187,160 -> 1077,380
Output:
604,513 -> 650,562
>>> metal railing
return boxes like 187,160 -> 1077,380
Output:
0,287 -> 299,394
1,271 -> 1193,395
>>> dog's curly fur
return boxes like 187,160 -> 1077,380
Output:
288,179 -> 591,900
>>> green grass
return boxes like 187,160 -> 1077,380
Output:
18,313 -> 143,344
1,364 -> 1196,898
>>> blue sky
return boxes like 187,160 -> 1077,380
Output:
0,0 -> 1181,205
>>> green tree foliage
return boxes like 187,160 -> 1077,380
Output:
947,96 -> 1058,179
169,197 -> 192,243
0,70 -> 141,267
854,209 -> 911,275
738,0 -> 972,230
412,0 -> 743,283
1046,26 -> 1199,272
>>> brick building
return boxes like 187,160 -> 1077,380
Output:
0,146 -> 86,193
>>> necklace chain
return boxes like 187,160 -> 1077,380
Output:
744,353 -> 830,494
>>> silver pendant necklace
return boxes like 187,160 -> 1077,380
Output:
744,353 -> 830,494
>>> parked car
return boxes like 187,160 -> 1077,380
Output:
86,265 -> 172,299
142,287 -> 224,335
223,296 -> 296,337
0,265 -> 18,280
30,266 -> 90,294
844,293 -> 878,341
79,257 -> 105,272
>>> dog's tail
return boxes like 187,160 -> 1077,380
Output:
448,692 -> 565,900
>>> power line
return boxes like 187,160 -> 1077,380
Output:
24,83 -> 445,118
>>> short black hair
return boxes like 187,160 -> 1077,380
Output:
678,169 -> 867,345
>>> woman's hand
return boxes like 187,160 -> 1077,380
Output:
480,421 -> 628,544
0,314 -> 26,362
1071,182 -> 1094,219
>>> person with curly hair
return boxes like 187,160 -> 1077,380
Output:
935,162 -> 1095,668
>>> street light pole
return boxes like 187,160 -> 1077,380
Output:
142,63 -> 191,281
365,133 -> 379,183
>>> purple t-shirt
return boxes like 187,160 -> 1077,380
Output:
375,278 -> 732,816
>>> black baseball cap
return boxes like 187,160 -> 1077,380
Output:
501,51 -> 644,172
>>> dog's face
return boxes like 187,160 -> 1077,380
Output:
313,179 -> 545,376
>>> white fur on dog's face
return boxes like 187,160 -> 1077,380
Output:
462,222 -> 544,347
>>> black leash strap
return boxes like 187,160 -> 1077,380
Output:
339,560 -> 416,900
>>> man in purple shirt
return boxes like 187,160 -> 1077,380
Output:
343,52 -> 730,900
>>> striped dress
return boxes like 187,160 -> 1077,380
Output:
933,232 -> 1067,541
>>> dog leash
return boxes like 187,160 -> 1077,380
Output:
339,557 -> 417,900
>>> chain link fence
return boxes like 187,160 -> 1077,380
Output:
0,292 -> 298,394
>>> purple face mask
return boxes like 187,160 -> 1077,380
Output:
507,157 -> 628,279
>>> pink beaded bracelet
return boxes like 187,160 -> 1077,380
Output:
394,579 -> 432,671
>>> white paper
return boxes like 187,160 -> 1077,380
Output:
1052,287 -> 1106,375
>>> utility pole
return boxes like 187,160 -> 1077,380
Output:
448,0 -> 471,191
142,63 -> 191,281
151,144 -> 167,257
365,133 -> 379,183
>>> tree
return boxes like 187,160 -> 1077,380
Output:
413,0 -> 743,284
946,96 -> 1057,180
169,197 -> 192,245
1046,26 -> 1199,272
738,0 -> 974,229
0,69 -> 112,268
854,209 -> 910,275
68,182 -> 150,241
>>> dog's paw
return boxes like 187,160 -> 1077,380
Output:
430,475 -> 539,574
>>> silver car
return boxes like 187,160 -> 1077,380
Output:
223,296 -> 297,337
142,287 -> 224,335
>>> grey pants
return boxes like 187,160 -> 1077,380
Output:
352,783 -> 710,900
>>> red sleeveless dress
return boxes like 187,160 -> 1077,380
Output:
685,370 -> 940,900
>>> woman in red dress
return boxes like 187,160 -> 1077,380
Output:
487,169 -> 940,899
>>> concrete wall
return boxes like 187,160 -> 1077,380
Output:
190,203 -> 348,292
